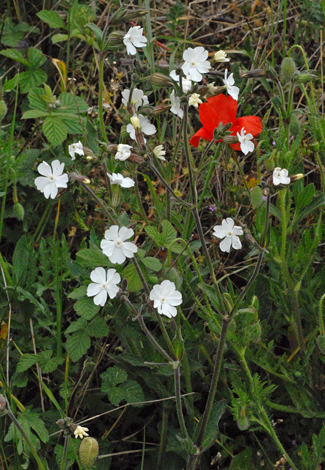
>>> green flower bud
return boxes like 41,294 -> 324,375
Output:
149,73 -> 173,87
248,321 -> 262,343
13,203 -> 24,221
317,335 -> 325,354
281,57 -> 296,83
289,114 -> 300,137
237,415 -> 250,431
107,31 -> 125,46
79,437 -> 99,469
294,72 -> 317,84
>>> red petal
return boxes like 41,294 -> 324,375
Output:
199,94 -> 237,134
233,116 -> 262,137
189,126 -> 214,147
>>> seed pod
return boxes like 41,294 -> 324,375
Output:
79,437 -> 99,469
237,415 -> 250,431
149,73 -> 173,87
13,203 -> 24,221
281,57 -> 296,83
289,113 -> 300,137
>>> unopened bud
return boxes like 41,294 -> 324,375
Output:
144,104 -> 170,115
222,134 -> 238,144
289,113 -> 300,137
206,83 -> 226,97
70,173 -> 91,184
265,65 -> 278,81
290,173 -> 304,182
82,147 -> 97,161
107,31 -> 125,46
149,73 -> 173,87
294,72 -> 317,84
281,57 -> 296,83
213,122 -> 233,141
241,69 -> 266,78
237,415 -> 250,431
113,9 -> 148,25
128,153 -> 144,164
135,129 -> 145,150
130,116 -> 140,130
13,202 -> 24,221
213,50 -> 230,63
0,395 -> 6,410
310,141 -> 320,151
79,437 -> 99,469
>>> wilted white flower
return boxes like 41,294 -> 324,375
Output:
35,160 -> 69,199
206,82 -> 219,94
169,70 -> 192,93
237,127 -> 254,155
149,280 -> 182,318
170,90 -> 183,118
181,46 -> 211,82
121,88 -> 149,110
123,26 -> 147,55
153,145 -> 166,161
214,50 -> 230,62
101,226 -> 138,264
188,93 -> 202,108
126,114 -> 156,142
115,144 -> 132,161
69,141 -> 84,160
273,167 -> 291,186
212,218 -> 243,253
107,172 -> 134,188
223,69 -> 239,101
74,425 -> 89,439
87,267 -> 121,306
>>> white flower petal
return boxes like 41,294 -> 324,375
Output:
90,267 -> 106,284
94,290 -> 108,306
219,237 -> 232,253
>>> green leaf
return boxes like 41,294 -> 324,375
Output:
16,354 -> 38,372
87,317 -> 108,337
123,263 -> 143,292
20,69 -> 47,93
76,246 -> 113,269
1,21 -> 34,47
37,351 -> 64,373
3,74 -> 20,92
230,448 -> 253,469
101,366 -> 128,390
43,116 -> 67,146
66,330 -> 91,361
0,49 -> 30,66
198,283 -> 222,311
250,185 -> 263,208
22,109 -> 49,119
73,297 -> 100,320
28,87 -> 48,112
60,116 -> 84,134
59,92 -> 89,114
52,33 -> 69,43
109,380 -> 145,407
37,10 -> 66,29
68,285 -> 88,300
86,23 -> 103,48
201,400 -> 227,450
27,47 -> 47,69
13,235 -> 29,285
141,257 -> 162,272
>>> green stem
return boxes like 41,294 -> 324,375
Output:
157,404 -> 170,470
180,348 -> 194,414
155,311 -> 176,360
55,239 -> 62,357
79,181 -> 116,225
98,54 -> 109,145
182,105 -> 197,205
231,149 -> 250,196
279,187 -> 287,262
314,152 -> 325,195
198,144 -> 221,211
134,171 -> 149,224
61,436 -> 69,470
174,366 -> 189,439
283,0 -> 287,56
319,293 -> 325,335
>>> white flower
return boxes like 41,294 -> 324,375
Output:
214,50 -> 230,62
122,88 -> 149,110
181,46 -> 211,82
169,70 -> 192,93
212,218 -> 243,253
115,144 -> 132,161
149,280 -> 182,318
188,93 -> 202,108
123,26 -> 147,55
107,172 -> 135,188
273,167 -> 291,186
34,160 -> 69,199
69,141 -> 84,160
126,114 -> 156,143
170,90 -> 183,119
223,69 -> 239,101
153,145 -> 166,161
237,127 -> 254,155
74,425 -> 89,439
101,226 -> 138,264
87,267 -> 121,306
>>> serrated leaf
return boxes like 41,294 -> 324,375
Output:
60,116 -> 84,134
28,87 -> 48,112
22,109 -> 49,119
66,330 -> 91,361
20,69 -> 47,93
16,354 -> 38,372
201,400 -> 226,450
141,257 -> 162,272
198,283 -> 222,311
76,246 -> 113,269
87,317 -> 108,337
101,366 -> 128,391
66,318 -> 88,334
68,285 -> 88,300
59,92 -> 89,114
37,10 -> 66,29
3,74 -> 19,92
123,263 -> 143,292
27,47 -> 47,69
0,49 -> 30,66
43,116 -> 67,146
52,33 -> 69,44
73,297 -> 100,320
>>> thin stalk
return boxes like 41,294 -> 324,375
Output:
181,349 -> 194,414
182,105 -> 197,204
134,171 -> 149,224
61,436 -> 69,470
131,257 -> 150,296
5,400 -> 47,470
319,293 -> 325,335
231,149 -> 250,196
198,144 -> 221,211
154,311 -> 176,360
174,366 -> 189,439
279,187 -> 287,262
79,181 -> 115,225
55,239 -> 62,357
157,404 -> 170,470
283,0 -> 287,56
314,152 -> 325,194
98,54 -> 109,145
32,204 -> 52,243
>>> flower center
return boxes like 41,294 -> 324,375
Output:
161,297 -> 165,303
228,231 -> 232,236
191,61 -> 196,66
49,176 -> 54,181
102,282 -> 107,289
115,238 -> 122,246
277,171 -> 281,177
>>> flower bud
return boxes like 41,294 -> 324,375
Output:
130,116 -> 140,130
222,135 -> 238,144
107,31 -> 125,46
265,65 -> 278,81
144,104 -> 170,115
213,50 -> 230,63
213,122 -> 233,141
281,57 -> 296,83
290,173 -> 304,183
128,153 -> 144,164
149,73 -> 173,87
294,72 -> 317,84
13,202 -> 24,221
0,395 -> 7,410
309,141 -> 320,151
70,173 -> 91,184
79,437 -> 99,469
241,69 -> 266,79
112,9 -> 148,25
83,147 -> 97,161
237,415 -> 250,431
289,113 -> 300,137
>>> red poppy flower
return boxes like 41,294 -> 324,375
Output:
190,94 -> 262,151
